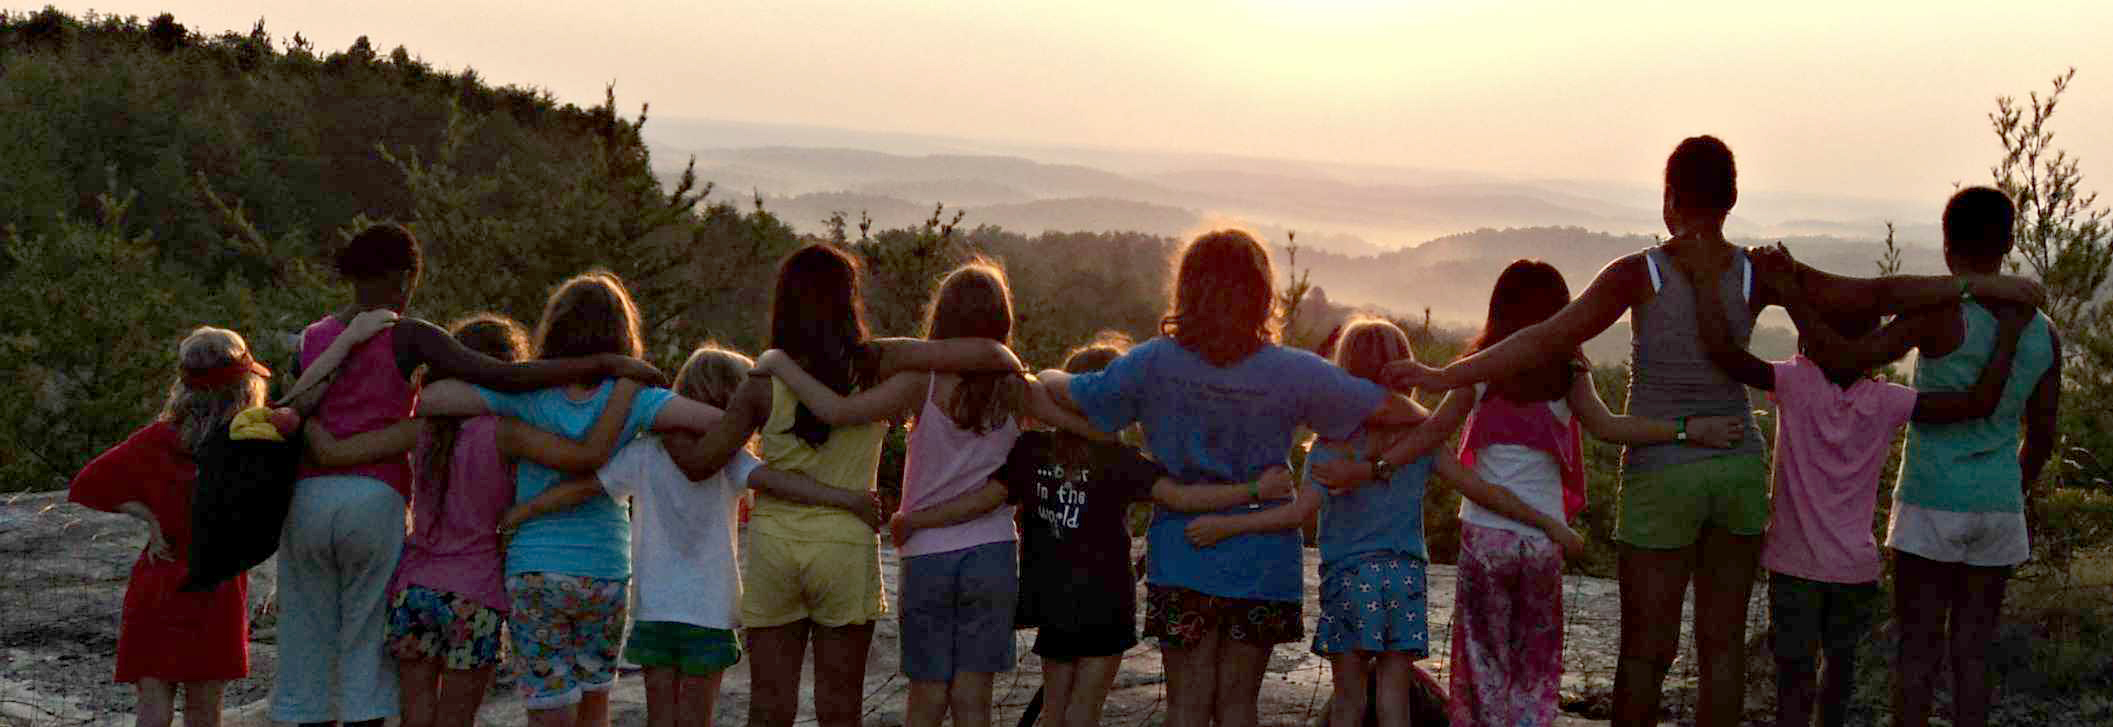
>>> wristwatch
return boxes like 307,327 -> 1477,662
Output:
1370,455 -> 1400,482
1675,416 -> 1689,443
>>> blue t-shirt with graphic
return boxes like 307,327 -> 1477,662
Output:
1304,433 -> 1432,579
479,381 -> 675,581
1068,337 -> 1387,602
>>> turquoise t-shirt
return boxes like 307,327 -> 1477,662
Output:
1069,337 -> 1387,603
1305,433 -> 1433,578
479,381 -> 675,580
1896,302 -> 2056,513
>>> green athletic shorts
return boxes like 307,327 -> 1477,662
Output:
623,621 -> 742,676
1616,454 -> 1769,549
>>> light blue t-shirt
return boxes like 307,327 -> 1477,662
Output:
1304,434 -> 1432,579
479,381 -> 676,580
1069,337 -> 1388,602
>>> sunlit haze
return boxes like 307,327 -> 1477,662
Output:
56,0 -> 2113,234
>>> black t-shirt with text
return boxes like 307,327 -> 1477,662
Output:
1000,431 -> 1163,632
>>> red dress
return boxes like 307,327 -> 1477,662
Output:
68,422 -> 249,683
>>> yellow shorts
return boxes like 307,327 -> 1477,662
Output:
741,531 -> 887,629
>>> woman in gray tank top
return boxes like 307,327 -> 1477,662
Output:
1383,137 -> 2044,727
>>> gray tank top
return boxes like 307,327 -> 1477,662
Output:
1621,246 -> 1766,475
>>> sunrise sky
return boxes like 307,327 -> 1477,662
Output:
56,0 -> 2113,204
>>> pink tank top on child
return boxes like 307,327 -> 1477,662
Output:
898,374 -> 1021,557
297,315 -> 416,500
389,416 -> 514,611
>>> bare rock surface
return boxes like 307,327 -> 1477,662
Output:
12,491 -> 1798,726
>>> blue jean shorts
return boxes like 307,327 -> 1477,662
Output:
899,541 -> 1018,681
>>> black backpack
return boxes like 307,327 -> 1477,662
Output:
181,422 -> 304,592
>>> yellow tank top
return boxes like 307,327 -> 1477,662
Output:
754,378 -> 888,544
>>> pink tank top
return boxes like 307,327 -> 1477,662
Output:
390,416 -> 513,611
1458,386 -> 1586,520
298,315 -> 416,500
898,374 -> 1021,557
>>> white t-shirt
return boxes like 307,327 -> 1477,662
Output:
1459,383 -> 1570,540
598,437 -> 758,630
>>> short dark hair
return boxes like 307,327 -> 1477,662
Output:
335,223 -> 423,281
1665,136 -> 1738,213
1943,186 -> 2017,263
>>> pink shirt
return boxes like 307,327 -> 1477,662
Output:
1761,358 -> 1918,584
298,315 -> 416,500
898,374 -> 1021,557
390,416 -> 514,612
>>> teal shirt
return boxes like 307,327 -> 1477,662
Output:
1895,302 -> 2055,513
478,381 -> 676,580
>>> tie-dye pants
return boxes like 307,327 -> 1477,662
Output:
1447,522 -> 1566,727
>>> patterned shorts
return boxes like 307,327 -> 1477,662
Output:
1313,555 -> 1429,657
1143,584 -> 1302,650
506,573 -> 629,710
388,585 -> 507,670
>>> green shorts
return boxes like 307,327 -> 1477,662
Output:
1616,454 -> 1769,549
623,621 -> 742,676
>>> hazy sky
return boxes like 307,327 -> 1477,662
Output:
59,0 -> 2113,203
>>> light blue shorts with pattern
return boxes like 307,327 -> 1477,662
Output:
1312,553 -> 1429,657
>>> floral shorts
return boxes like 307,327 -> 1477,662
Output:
506,573 -> 629,710
1143,584 -> 1302,650
1313,554 -> 1429,657
388,585 -> 507,670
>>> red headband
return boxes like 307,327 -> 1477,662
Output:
182,353 -> 273,391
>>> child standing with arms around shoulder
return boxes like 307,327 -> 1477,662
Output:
893,333 -> 1296,727
1317,262 -> 1742,727
507,346 -> 784,727
69,327 -> 273,727
304,315 -> 645,727
1679,188 -> 2053,727
753,260 -> 1098,727
1193,319 -> 1585,727
1034,230 -> 1436,727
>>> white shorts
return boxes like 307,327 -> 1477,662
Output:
1884,501 -> 2029,567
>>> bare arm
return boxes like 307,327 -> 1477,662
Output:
1688,257 -> 1776,391
1363,391 -> 1432,429
397,317 -> 668,392
1316,390 -> 1472,489
893,481 -> 1009,546
1151,467 -> 1296,512
495,379 -> 640,474
498,479 -> 602,536
1036,369 -> 1082,413
746,465 -> 884,531
277,309 -> 397,411
2020,328 -> 2062,519
1566,372 -> 1741,447
1434,454 -> 1585,553
1402,255 -> 1645,392
1912,305 -> 2030,424
755,352 -> 924,426
1025,377 -> 1112,440
1184,483 -> 1321,547
413,379 -> 492,417
663,376 -> 771,482
1792,259 -> 2043,318
304,418 -> 422,468
869,337 -> 1025,378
